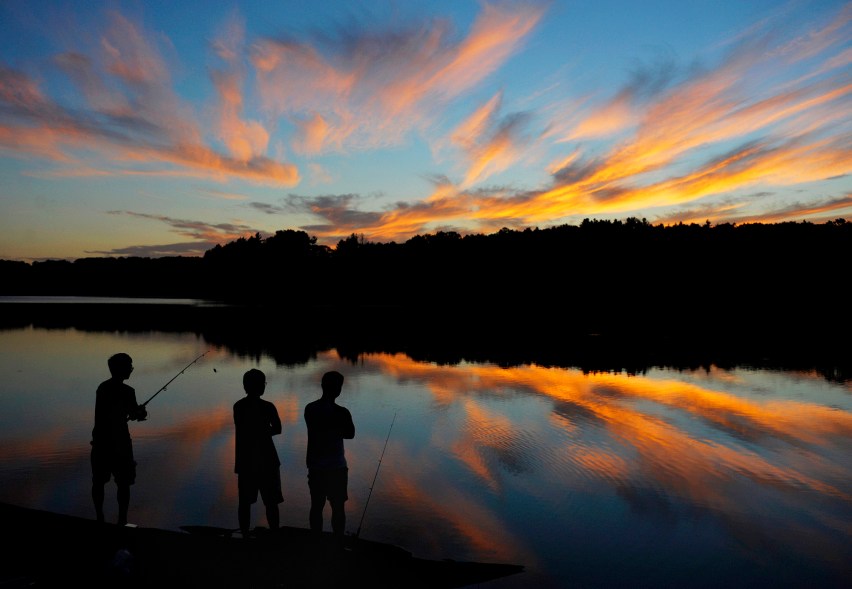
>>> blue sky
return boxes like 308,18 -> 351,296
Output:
1,0 -> 850,261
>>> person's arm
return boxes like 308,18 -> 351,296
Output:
270,404 -> 282,436
339,407 -> 355,439
127,387 -> 148,421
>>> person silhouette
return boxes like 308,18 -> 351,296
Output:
304,371 -> 355,544
90,352 -> 148,526
233,368 -> 283,538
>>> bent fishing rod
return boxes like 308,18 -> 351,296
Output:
140,350 -> 209,408
354,410 -> 397,540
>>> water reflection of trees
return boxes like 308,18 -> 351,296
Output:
0,300 -> 847,383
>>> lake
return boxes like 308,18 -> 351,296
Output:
0,299 -> 850,588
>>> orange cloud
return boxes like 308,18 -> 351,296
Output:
212,69 -> 270,161
446,91 -> 536,187
425,2 -> 544,99
0,11 -> 298,186
252,2 -> 545,155
210,14 -> 273,162
562,95 -> 637,141
293,113 -> 333,155
290,5 -> 851,243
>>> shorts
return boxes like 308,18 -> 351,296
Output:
91,442 -> 137,486
308,468 -> 348,503
238,468 -> 284,506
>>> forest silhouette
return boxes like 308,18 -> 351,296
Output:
2,217 -> 849,302
1,218 -> 848,381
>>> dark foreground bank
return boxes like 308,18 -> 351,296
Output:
0,502 -> 524,588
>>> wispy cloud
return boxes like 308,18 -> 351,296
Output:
0,11 -> 298,185
252,1 -> 546,155
447,91 -> 538,187
85,241 -> 215,258
106,210 -> 264,251
210,13 -> 272,162
276,3 -> 852,243
197,187 -> 249,201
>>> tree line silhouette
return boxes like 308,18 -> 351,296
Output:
2,217 -> 848,308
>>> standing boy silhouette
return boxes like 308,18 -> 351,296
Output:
233,368 -> 283,537
91,352 -> 148,526
304,370 -> 355,542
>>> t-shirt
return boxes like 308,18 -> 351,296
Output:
304,399 -> 354,470
233,396 -> 282,474
91,378 -> 138,445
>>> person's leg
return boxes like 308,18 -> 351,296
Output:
308,469 -> 325,533
238,501 -> 251,536
116,482 -> 130,526
329,467 -> 348,537
261,469 -> 282,533
309,495 -> 325,532
91,447 -> 106,523
92,483 -> 105,523
115,447 -> 136,526
329,499 -> 345,536
265,503 -> 279,532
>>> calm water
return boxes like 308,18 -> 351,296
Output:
0,321 -> 850,588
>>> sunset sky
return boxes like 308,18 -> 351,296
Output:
1,0 -> 850,261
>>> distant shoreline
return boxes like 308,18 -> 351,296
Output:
0,295 -> 216,306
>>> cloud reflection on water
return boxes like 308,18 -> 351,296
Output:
1,334 -> 850,586
364,351 -> 852,572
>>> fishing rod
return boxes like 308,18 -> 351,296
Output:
140,350 -> 209,407
354,410 -> 397,540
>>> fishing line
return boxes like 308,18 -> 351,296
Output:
354,409 -> 397,540
140,350 -> 210,407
